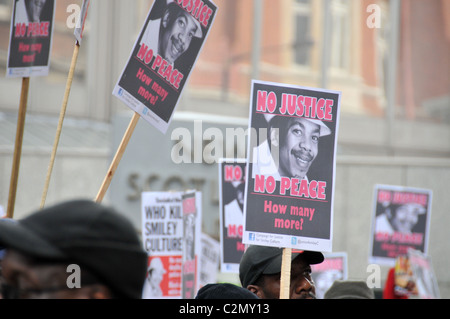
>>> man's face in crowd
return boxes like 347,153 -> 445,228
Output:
1,250 -> 110,299
248,256 -> 316,299
1,250 -> 76,299
161,10 -> 199,63
275,117 -> 320,179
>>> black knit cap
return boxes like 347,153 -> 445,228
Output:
239,245 -> 324,288
195,283 -> 259,299
0,199 -> 147,299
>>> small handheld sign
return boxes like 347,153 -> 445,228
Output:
96,0 -> 218,203
7,0 -> 56,78
242,80 -> 341,299
113,0 -> 218,134
218,158 -> 247,273
6,0 -> 55,217
243,80 -> 341,252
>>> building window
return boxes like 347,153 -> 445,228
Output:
375,1 -> 390,102
293,0 -> 312,66
330,0 -> 350,71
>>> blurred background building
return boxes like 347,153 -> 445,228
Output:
0,0 -> 449,297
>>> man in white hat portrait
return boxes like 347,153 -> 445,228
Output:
375,202 -> 426,235
252,114 -> 331,182
140,0 -> 203,65
142,257 -> 167,298
14,0 -> 48,24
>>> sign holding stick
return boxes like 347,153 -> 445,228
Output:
40,0 -> 90,208
7,77 -> 29,218
95,113 -> 140,203
279,248 -> 292,299
6,0 -> 55,217
40,43 -> 80,208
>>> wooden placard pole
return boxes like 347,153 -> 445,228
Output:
6,77 -> 30,218
279,247 -> 292,299
40,43 -> 80,209
94,112 -> 140,203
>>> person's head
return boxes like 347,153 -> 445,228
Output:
324,280 -> 375,299
159,1 -> 202,64
239,245 -> 324,299
0,219 -> 17,299
267,115 -> 331,179
0,200 -> 147,299
0,246 -> 6,299
195,283 -> 259,299
386,203 -> 425,233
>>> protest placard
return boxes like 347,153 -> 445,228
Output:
393,255 -> 417,297
7,0 -> 55,77
7,0 -> 55,217
113,0 -> 218,134
408,248 -> 440,299
218,158 -> 246,273
199,233 -> 220,288
369,184 -> 432,266
391,250 -> 440,299
311,252 -> 348,299
242,80 -> 341,253
181,191 -> 202,299
74,0 -> 90,45
141,191 -> 184,299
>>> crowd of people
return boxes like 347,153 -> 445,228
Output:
0,199 -> 415,299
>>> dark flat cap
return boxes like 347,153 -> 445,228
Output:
239,245 -> 324,288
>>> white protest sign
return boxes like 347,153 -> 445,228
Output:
243,80 -> 341,252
